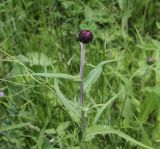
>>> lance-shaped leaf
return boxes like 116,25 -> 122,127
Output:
54,79 -> 80,123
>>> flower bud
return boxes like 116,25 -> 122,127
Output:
76,30 -> 93,44
147,57 -> 154,65
0,91 -> 4,97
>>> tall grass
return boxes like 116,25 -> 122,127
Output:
0,0 -> 160,148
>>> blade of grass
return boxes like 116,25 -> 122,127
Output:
36,120 -> 49,149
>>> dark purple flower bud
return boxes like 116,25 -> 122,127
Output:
77,30 -> 93,44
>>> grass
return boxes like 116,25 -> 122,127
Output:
0,0 -> 160,148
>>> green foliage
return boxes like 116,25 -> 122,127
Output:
0,0 -> 160,148
85,125 -> 153,149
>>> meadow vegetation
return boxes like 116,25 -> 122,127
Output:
0,0 -> 160,148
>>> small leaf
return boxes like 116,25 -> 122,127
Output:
56,121 -> 70,136
0,123 -> 29,132
45,129 -> 56,135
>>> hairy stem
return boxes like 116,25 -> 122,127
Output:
80,42 -> 85,136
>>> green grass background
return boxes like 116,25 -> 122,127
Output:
0,0 -> 160,148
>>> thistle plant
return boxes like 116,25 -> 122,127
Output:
77,30 -> 93,137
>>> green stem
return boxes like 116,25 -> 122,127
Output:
80,42 -> 85,138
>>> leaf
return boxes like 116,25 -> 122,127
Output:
84,58 -> 122,93
156,22 -> 160,30
16,54 -> 29,63
117,0 -> 124,10
28,52 -> 52,67
111,70 -> 133,95
34,73 -> 80,81
54,79 -> 80,123
16,52 -> 53,67
10,73 -> 80,81
84,6 -> 110,23
84,65 -> 102,93
85,125 -> 154,149
0,123 -> 29,132
139,93 -> 158,124
93,93 -> 119,125
45,129 -> 56,135
56,121 -> 70,136
144,86 -> 160,96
